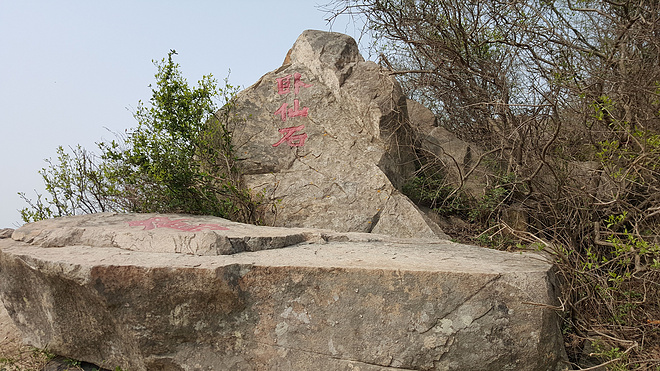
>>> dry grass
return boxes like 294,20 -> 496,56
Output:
0,341 -> 51,371
0,303 -> 50,371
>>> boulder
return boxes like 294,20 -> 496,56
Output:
407,99 -> 490,198
229,30 -> 446,239
0,228 -> 13,239
0,213 -> 567,370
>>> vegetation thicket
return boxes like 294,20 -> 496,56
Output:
20,50 -> 262,225
327,0 -> 660,369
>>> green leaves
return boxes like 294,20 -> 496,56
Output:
19,145 -> 120,223
20,51 -> 263,224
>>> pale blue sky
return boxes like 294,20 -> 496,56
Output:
0,1 -> 370,227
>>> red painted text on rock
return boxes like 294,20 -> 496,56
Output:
273,72 -> 312,147
127,217 -> 229,231
272,125 -> 307,147
276,72 -> 313,95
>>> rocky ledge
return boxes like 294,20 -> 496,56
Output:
0,213 -> 566,370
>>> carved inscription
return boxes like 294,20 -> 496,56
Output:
276,72 -> 313,95
273,72 -> 312,147
272,125 -> 307,147
274,99 -> 309,122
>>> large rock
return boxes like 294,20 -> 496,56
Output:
229,30 -> 446,239
407,99 -> 491,198
10,212 -> 342,255
0,213 -> 567,370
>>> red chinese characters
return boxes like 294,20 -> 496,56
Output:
272,125 -> 307,147
127,217 -> 229,232
273,72 -> 313,147
276,72 -> 313,95
274,99 -> 309,121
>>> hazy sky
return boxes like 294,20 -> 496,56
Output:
0,1 -> 370,228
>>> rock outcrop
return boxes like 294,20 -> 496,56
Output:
0,228 -> 13,239
0,213 -> 567,371
407,99 -> 491,199
230,30 -> 446,239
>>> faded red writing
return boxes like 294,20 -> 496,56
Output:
127,217 -> 229,232
274,99 -> 309,122
272,125 -> 307,147
276,73 -> 313,95
293,72 -> 313,94
273,72 -> 313,147
276,75 -> 291,95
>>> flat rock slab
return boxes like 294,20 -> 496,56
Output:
10,213 -> 389,255
0,213 -> 566,370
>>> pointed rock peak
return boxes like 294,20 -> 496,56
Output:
286,30 -> 363,70
229,30 -> 446,239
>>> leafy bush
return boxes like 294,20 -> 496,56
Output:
20,50 -> 262,224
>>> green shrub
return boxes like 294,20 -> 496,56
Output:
20,50 -> 262,224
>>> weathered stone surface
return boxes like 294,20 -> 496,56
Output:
0,228 -> 13,239
0,299 -> 19,342
0,299 -> 26,365
407,99 -> 490,198
0,213 -> 566,370
9,212 -> 387,255
230,30 -> 447,239
370,192 -> 447,239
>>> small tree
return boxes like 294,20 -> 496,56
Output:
20,50 -> 261,224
